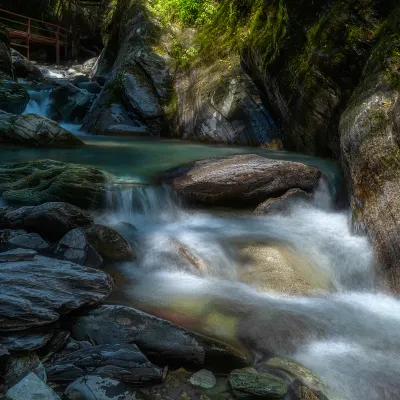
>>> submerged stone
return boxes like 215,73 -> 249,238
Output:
228,368 -> 288,399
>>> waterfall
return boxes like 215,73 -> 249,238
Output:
23,90 -> 52,118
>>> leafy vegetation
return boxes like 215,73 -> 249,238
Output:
149,0 -> 217,26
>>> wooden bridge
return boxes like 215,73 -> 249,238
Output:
0,8 -> 69,64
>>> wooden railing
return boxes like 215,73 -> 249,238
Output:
0,8 -> 69,64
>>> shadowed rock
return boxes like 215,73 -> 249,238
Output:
1,202 -> 93,241
0,111 -> 83,146
72,305 -> 249,372
5,352 -> 46,387
5,372 -> 60,400
64,375 -> 138,400
0,248 -> 37,262
158,154 -> 321,207
46,344 -> 162,386
0,255 -> 113,331
253,189 -> 313,215
11,49 -> 43,80
85,224 -> 134,262
0,329 -> 55,351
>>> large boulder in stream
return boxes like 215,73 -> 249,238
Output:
49,83 -> 95,123
72,305 -> 249,372
157,154 -> 321,207
11,49 -> 43,80
0,160 -> 109,209
0,202 -> 93,241
85,224 -> 135,262
0,255 -> 113,331
0,111 -> 83,146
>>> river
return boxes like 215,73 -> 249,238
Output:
1,88 -> 400,400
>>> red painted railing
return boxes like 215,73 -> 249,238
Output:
0,8 -> 69,64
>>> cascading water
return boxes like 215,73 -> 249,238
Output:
97,183 -> 400,400
5,87 -> 400,399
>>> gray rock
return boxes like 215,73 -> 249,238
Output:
0,111 -> 83,146
8,232 -> 50,252
176,61 -> 281,147
0,255 -> 113,331
49,83 -> 95,123
0,160 -> 110,210
77,81 -> 102,94
0,80 -> 30,115
46,344 -> 162,386
158,154 -> 321,207
5,352 -> 46,387
253,188 -> 313,215
1,202 -> 93,241
5,372 -> 60,400
0,248 -> 37,262
85,224 -> 134,262
81,4 -> 172,137
72,305 -> 249,371
55,228 -> 103,268
0,330 -> 55,351
64,375 -> 137,400
11,49 -> 43,80
340,8 -> 400,291
228,368 -> 288,399
190,369 -> 216,389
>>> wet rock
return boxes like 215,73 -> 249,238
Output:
1,202 -> 93,241
5,372 -> 60,400
0,111 -> 84,146
65,339 -> 93,352
49,84 -> 95,123
0,160 -> 109,209
0,248 -> 37,262
5,352 -> 46,387
64,375 -> 138,400
0,255 -> 113,331
40,331 -> 71,363
46,344 -> 162,386
261,357 -> 326,392
254,189 -> 313,215
158,154 -> 321,207
77,81 -> 102,94
55,228 -> 103,268
85,224 -> 134,262
228,367 -> 288,399
0,330 -> 55,351
72,305 -> 249,371
288,381 -> 329,400
11,49 -> 43,80
8,232 -> 50,252
0,80 -> 30,115
190,369 -> 216,389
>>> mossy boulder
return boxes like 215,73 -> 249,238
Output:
0,80 -> 29,115
0,160 -> 110,210
0,23 -> 13,78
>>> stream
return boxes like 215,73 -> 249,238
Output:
2,88 -> 400,400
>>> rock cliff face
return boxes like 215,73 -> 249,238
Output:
83,0 -> 281,147
340,6 -> 400,290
